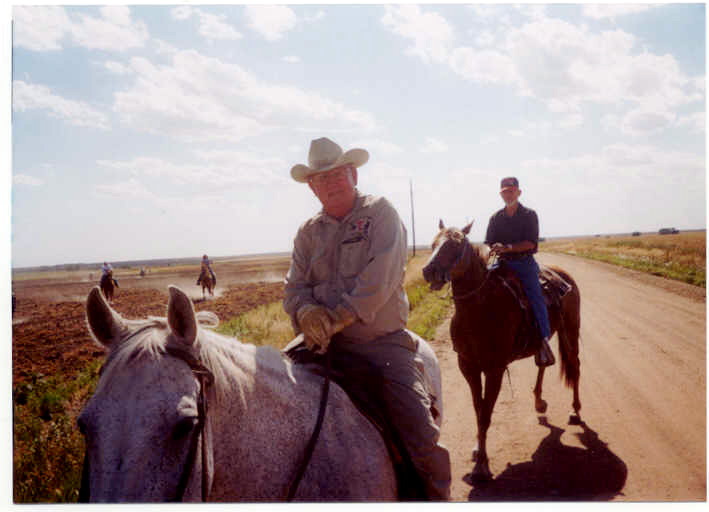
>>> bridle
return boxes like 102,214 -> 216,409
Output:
79,335 -> 214,503
439,238 -> 492,301
164,345 -> 214,503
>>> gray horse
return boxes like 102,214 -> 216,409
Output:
79,285 -> 443,501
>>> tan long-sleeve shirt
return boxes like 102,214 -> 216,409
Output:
284,191 -> 409,343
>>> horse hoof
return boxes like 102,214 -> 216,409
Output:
471,464 -> 493,483
535,399 -> 548,414
569,414 -> 581,425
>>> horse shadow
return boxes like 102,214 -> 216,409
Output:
465,416 -> 627,501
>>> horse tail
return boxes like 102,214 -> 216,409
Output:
555,271 -> 581,388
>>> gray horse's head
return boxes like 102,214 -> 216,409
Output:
79,286 -> 214,502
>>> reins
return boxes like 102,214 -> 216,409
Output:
286,348 -> 332,501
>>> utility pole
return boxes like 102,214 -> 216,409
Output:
410,178 -> 416,257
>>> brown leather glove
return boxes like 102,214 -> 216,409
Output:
326,303 -> 357,335
296,304 -> 332,353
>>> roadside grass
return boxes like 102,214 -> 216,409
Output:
13,359 -> 102,503
541,231 -> 706,287
9,252 -> 450,502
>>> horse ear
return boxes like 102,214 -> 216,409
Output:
167,286 -> 197,346
86,286 -> 126,347
439,219 -> 445,230
462,220 -> 474,235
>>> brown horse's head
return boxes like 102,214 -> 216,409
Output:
423,219 -> 481,290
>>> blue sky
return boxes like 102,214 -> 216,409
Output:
9,3 -> 706,268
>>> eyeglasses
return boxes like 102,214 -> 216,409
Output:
308,166 -> 352,186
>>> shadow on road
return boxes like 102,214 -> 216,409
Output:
465,416 -> 627,501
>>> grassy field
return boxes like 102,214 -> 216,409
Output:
541,231 -> 706,287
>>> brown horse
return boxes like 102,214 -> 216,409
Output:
100,271 -> 116,303
422,220 -> 581,482
197,269 -> 215,299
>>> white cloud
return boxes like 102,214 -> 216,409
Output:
620,108 -> 676,136
381,5 -> 454,64
283,55 -> 301,64
244,5 -> 297,42
449,47 -> 519,86
98,150 -> 290,189
112,50 -> 378,142
352,139 -> 404,156
171,6 -> 193,21
13,80 -> 110,130
153,39 -> 178,56
104,60 -> 131,75
94,178 -> 155,199
70,6 -> 149,51
304,10 -> 326,23
582,4 -> 661,20
676,111 -> 705,133
386,9 -> 700,133
196,11 -> 242,41
13,174 -> 45,186
13,5 -> 71,51
420,137 -> 448,153
171,6 -> 242,41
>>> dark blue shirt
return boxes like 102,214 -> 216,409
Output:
484,203 -> 539,258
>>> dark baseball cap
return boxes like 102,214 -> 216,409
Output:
500,177 -> 519,191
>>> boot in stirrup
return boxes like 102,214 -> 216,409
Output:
535,338 -> 555,367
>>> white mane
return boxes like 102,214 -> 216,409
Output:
96,311 -> 294,407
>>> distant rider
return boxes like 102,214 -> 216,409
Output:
101,262 -> 118,287
197,254 -> 216,285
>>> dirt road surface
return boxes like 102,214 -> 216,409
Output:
432,252 -> 706,501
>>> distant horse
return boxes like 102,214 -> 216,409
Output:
79,285 -> 444,501
99,271 -> 116,303
422,221 -> 581,482
197,269 -> 215,299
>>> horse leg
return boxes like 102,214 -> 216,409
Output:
472,368 -> 505,481
533,366 -> 548,413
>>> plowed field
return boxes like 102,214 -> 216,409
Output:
12,256 -> 290,386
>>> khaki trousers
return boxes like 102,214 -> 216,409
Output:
332,330 -> 451,500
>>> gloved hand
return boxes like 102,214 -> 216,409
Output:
296,304 -> 332,353
326,303 -> 357,335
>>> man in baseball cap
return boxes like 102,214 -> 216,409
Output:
485,176 -> 555,367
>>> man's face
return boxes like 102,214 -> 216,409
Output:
500,186 -> 521,206
308,164 -> 358,214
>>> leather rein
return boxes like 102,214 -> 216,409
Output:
164,345 -> 214,502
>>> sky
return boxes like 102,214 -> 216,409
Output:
8,3 -> 706,268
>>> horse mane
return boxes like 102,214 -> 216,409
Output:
95,312 -> 290,407
433,226 -> 491,274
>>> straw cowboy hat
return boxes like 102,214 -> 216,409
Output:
291,137 -> 369,183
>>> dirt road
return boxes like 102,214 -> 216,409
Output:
432,252 -> 706,501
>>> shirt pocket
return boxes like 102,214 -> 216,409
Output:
339,240 -> 368,278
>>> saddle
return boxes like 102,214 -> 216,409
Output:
283,339 -> 430,501
491,264 -> 572,353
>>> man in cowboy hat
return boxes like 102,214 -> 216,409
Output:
283,137 -> 451,500
485,176 -> 555,367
